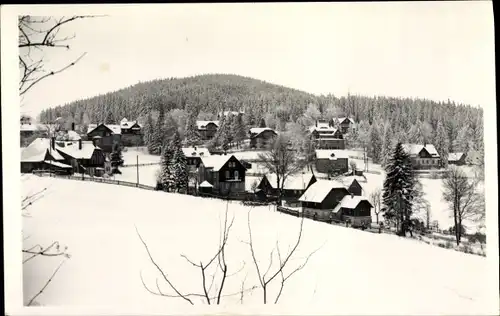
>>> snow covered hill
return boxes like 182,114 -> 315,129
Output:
21,175 -> 494,314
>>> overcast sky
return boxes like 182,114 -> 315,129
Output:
9,2 -> 495,116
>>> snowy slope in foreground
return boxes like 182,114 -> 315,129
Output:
22,176 -> 493,314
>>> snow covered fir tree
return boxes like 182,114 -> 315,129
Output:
382,142 -> 418,236
110,142 -> 124,174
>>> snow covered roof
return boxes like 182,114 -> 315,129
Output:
200,155 -> 236,172
341,176 -> 367,190
309,124 -> 338,134
402,144 -> 440,158
199,180 -> 213,188
182,147 -> 211,158
315,149 -> 349,160
263,173 -> 315,190
120,120 -> 142,129
249,127 -> 276,137
196,120 -> 219,130
21,138 -> 64,162
67,130 -> 81,140
332,195 -> 372,213
87,124 -> 122,135
43,160 -> 73,169
55,140 -> 100,159
299,179 -> 346,203
448,152 -> 465,161
336,117 -> 355,124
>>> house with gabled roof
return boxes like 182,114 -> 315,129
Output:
20,138 -> 71,173
402,143 -> 441,170
335,117 -> 355,134
298,179 -> 350,221
119,118 -> 142,135
87,123 -> 122,153
331,194 -> 372,227
315,149 -> 349,175
340,175 -> 367,196
198,154 -> 247,195
54,139 -> 106,176
448,152 -> 467,166
196,120 -> 220,140
182,146 -> 211,168
249,127 -> 277,148
309,120 -> 345,149
257,173 -> 317,203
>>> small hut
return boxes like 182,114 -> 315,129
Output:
199,180 -> 214,196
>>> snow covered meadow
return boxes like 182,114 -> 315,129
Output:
22,175 -> 494,314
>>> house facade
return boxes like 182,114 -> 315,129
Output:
257,173 -> 317,204
249,127 -> 277,148
182,146 -> 211,168
336,117 -> 355,134
402,144 -> 441,170
120,118 -> 143,146
87,124 -> 122,153
315,149 -> 349,175
298,180 -> 350,221
198,155 -> 247,195
309,121 -> 345,150
197,121 -> 219,140
346,178 -> 363,196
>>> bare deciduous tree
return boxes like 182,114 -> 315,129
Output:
258,133 -> 306,206
442,166 -> 485,245
369,188 -> 382,223
18,15 -> 102,97
349,160 -> 357,175
136,201 -> 256,305
244,211 -> 321,304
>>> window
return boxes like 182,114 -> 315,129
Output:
234,170 -> 239,179
225,170 -> 230,178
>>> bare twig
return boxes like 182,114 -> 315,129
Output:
135,225 -> 194,305
23,241 -> 69,264
27,259 -> 67,306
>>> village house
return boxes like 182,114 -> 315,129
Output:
331,194 -> 373,228
448,152 -> 467,166
256,173 -> 317,205
119,118 -> 143,146
335,117 -> 355,134
182,146 -> 211,168
86,123 -> 122,153
309,120 -> 345,150
196,121 -> 219,140
315,149 -> 349,175
249,127 -> 278,149
402,143 -> 441,170
198,154 -> 247,195
20,138 -> 72,174
54,138 -> 106,176
298,179 -> 350,221
341,175 -> 366,196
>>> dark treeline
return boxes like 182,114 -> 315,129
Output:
38,74 -> 484,165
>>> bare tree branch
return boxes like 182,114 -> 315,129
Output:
27,258 -> 67,306
135,225 -> 194,305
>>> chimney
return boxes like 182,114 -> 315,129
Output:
71,122 -> 75,131
79,139 -> 82,150
51,137 -> 55,150
351,192 -> 354,199
194,146 -> 197,150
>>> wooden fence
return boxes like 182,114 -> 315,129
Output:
121,162 -> 160,168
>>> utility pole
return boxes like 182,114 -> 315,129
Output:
136,155 -> 139,185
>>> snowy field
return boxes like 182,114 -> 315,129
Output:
21,175 -> 495,314
122,148 -> 160,165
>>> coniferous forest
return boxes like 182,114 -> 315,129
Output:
37,73 -> 484,166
